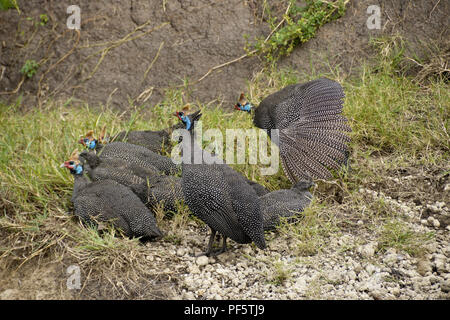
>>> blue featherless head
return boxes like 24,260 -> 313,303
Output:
60,150 -> 84,175
234,92 -> 252,113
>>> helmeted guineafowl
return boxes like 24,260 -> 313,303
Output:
113,128 -> 171,155
80,109 -> 202,155
260,180 -> 313,230
79,112 -> 203,175
61,151 -> 163,239
78,151 -> 184,215
79,139 -> 178,175
175,110 -> 266,256
234,78 -> 351,183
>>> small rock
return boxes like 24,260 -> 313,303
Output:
0,289 -> 19,300
354,264 -> 363,274
196,255 -> 209,266
383,253 -> 398,266
347,271 -> 357,281
420,219 -> 428,226
176,248 -> 186,256
427,275 -> 440,285
293,278 -> 307,293
216,267 -> 228,276
433,254 -> 447,274
427,216 -> 436,225
357,242 -> 378,258
435,202 -> 445,209
432,219 -> 440,228
145,255 -> 154,262
357,220 -> 364,226
416,259 -> 432,276
189,264 -> 201,274
366,264 -> 377,275
369,289 -> 386,300
440,279 -> 450,293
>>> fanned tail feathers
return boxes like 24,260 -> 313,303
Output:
278,78 -> 351,182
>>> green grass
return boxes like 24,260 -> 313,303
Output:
377,220 -> 435,257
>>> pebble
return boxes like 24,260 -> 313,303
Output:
433,254 -> 447,274
176,248 -> 186,256
416,259 -> 432,276
196,255 -> 209,266
440,279 -> 450,293
366,264 -> 377,275
358,242 -> 378,258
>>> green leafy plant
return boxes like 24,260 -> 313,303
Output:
247,0 -> 348,64
0,0 -> 19,11
40,13 -> 49,26
20,60 -> 40,78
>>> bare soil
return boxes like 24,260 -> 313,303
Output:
0,0 -> 448,109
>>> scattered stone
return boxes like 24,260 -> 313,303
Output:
176,248 -> 186,256
440,279 -> 450,293
0,289 -> 19,300
432,219 -> 440,228
347,270 -> 357,281
196,256 -> 209,266
366,264 -> 377,275
357,242 -> 378,258
435,202 -> 445,209
416,259 -> 432,276
433,254 -> 447,274
383,253 -> 398,266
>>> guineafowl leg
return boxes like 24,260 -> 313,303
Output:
208,236 -> 228,257
196,228 -> 217,257
216,236 -> 228,255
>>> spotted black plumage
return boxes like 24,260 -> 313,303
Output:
79,151 -> 183,215
176,112 -> 266,256
237,78 -> 351,182
94,141 -> 179,175
260,180 -> 313,230
62,159 -> 162,239
112,129 -> 172,155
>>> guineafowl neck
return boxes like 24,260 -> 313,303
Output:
80,151 -> 101,168
291,181 -> 314,194
72,173 -> 90,199
177,125 -> 210,166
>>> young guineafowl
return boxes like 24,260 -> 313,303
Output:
61,151 -> 163,239
174,110 -> 266,256
260,180 -> 313,231
79,150 -> 184,215
79,134 -> 178,175
79,111 -> 203,175
234,78 -> 351,183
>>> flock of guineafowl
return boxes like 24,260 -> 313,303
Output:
61,78 -> 351,256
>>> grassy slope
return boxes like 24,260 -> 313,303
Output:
0,41 -> 448,298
